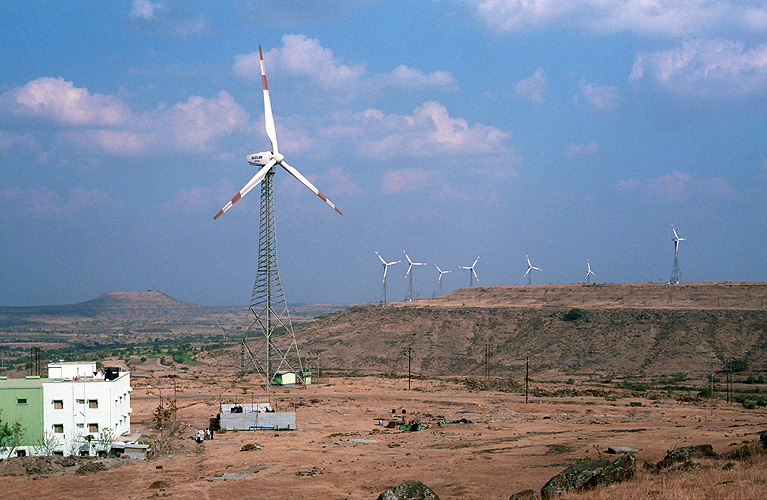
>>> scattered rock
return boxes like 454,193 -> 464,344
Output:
296,466 -> 324,477
377,480 -> 440,500
721,443 -> 761,461
540,453 -> 636,500
241,443 -> 262,452
722,462 -> 735,470
149,480 -> 171,489
605,446 -> 639,454
437,418 -> 473,426
650,445 -> 718,471
509,489 -> 539,500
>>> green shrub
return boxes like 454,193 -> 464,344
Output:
563,308 -> 585,321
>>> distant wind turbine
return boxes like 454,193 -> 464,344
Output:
375,250 -> 401,306
585,259 -> 596,284
669,223 -> 686,284
458,256 -> 480,287
435,264 -> 452,296
403,250 -> 427,301
524,254 -> 542,285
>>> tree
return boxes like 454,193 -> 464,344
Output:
35,430 -> 62,456
0,411 -> 24,458
95,427 -> 117,454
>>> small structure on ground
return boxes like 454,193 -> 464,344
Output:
217,402 -> 296,431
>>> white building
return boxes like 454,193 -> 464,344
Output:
42,362 -> 132,456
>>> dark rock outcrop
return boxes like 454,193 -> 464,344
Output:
540,453 -> 635,500
377,480 -> 440,500
509,489 -> 539,500
649,444 -> 718,471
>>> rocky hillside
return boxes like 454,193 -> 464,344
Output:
296,283 -> 767,379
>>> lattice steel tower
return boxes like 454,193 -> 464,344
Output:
235,169 -> 304,388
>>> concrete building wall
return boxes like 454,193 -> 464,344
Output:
42,372 -> 132,455
220,411 -> 296,430
47,362 -> 97,380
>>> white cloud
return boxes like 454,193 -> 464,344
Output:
1,186 -> 112,218
375,65 -> 457,90
2,77 -> 130,126
565,140 -> 599,158
576,79 -> 622,111
382,168 -> 440,194
381,167 -> 467,201
462,0 -> 767,37
130,0 -> 164,20
234,34 -> 456,93
616,170 -> 738,201
162,179 -> 235,215
0,130 -> 40,153
0,79 -> 249,155
161,91 -> 249,151
515,68 -> 547,103
354,101 -> 514,161
630,39 -> 767,97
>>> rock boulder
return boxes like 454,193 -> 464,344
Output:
540,453 -> 635,500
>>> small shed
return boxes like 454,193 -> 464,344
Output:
272,371 -> 297,386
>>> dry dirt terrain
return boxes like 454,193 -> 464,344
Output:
1,375 -> 765,500
1,284 -> 766,498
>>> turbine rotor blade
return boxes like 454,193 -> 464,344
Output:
473,255 -> 480,267
375,250 -> 386,265
279,159 -> 342,215
259,46 -> 278,155
472,269 -> 479,282
213,160 -> 276,219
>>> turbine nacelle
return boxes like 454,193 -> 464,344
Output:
247,151 -> 283,166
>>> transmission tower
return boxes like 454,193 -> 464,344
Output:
233,169 -> 304,388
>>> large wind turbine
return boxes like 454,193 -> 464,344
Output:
669,223 -> 686,284
403,250 -> 427,301
585,259 -> 596,284
458,256 -> 480,287
214,46 -> 342,388
435,264 -> 452,296
524,253 -> 542,285
375,250 -> 401,306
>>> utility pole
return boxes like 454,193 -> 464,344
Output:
525,355 -> 529,404
406,347 -> 412,390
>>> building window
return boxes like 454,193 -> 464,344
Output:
53,400 -> 64,409
88,399 -> 98,409
16,398 -> 27,405
88,423 -> 99,433
76,399 -> 85,405
76,423 -> 84,429
53,424 -> 64,434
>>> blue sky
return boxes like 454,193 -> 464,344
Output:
1,0 -> 766,307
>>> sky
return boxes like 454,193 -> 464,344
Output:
1,0 -> 767,307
